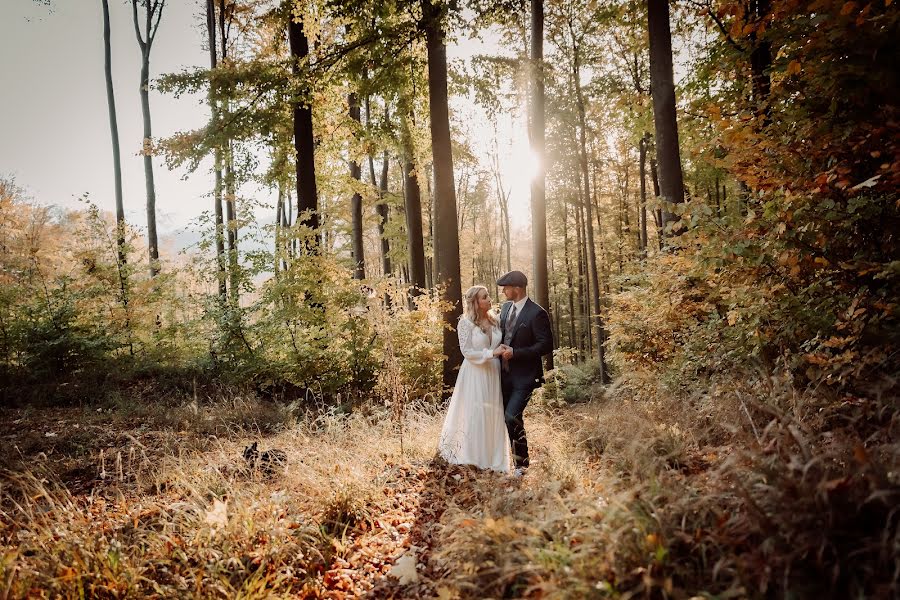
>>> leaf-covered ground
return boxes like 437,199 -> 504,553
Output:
6,387 -> 893,598
0,398 -> 632,599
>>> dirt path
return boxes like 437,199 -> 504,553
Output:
305,408 -> 592,598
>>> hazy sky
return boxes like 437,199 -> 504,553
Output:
1,1 -> 534,243
1,1 -> 215,236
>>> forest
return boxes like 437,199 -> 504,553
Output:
1,0 -> 898,597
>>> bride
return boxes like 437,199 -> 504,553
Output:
438,285 -> 511,473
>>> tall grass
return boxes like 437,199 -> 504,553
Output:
1,375 -> 896,598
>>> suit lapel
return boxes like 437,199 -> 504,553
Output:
500,301 -> 511,332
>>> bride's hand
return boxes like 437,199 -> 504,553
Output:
493,345 -> 508,357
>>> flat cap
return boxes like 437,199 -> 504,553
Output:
496,270 -> 528,287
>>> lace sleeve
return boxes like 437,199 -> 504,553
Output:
457,318 -> 494,365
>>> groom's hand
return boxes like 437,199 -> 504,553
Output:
502,347 -> 513,360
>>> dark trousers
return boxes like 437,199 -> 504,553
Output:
501,379 -> 533,469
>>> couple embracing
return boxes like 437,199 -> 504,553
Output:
438,270 -> 554,476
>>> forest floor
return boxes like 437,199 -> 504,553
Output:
0,393 -> 719,598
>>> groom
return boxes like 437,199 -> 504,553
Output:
497,270 -> 553,475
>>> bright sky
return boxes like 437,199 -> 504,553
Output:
0,2 -> 535,244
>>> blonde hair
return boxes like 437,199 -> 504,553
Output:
462,285 -> 499,332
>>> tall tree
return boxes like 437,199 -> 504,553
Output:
366,97 -> 392,277
130,0 -> 166,276
349,86 -> 366,279
647,0 -> 684,233
422,0 -> 463,390
206,0 -> 227,302
529,0 -> 553,369
101,0 -> 125,266
219,0 -> 239,302
400,106 -> 427,293
288,4 -> 319,252
638,132 -> 650,252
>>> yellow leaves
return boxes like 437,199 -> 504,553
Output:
786,60 -> 802,75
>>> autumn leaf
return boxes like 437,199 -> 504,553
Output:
204,499 -> 228,531
388,551 -> 419,585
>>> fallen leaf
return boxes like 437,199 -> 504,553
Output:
204,499 -> 228,531
388,551 -> 419,585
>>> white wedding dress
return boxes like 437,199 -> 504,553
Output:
438,318 -> 511,473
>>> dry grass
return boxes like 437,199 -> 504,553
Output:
1,378 -> 897,599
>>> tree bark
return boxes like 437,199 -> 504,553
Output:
130,0 -> 164,277
275,183 -> 283,278
649,154 -> 663,250
288,9 -> 319,252
349,88 -> 365,280
573,46 -> 607,382
366,97 -> 392,277
205,0 -> 227,302
530,0 -> 553,370
102,0 -> 125,266
423,0 -> 463,392
573,191 -> 590,359
400,111 -> 426,293
219,0 -> 238,301
648,0 -> 684,236
562,200 -> 577,351
638,133 -> 650,253
225,148 -> 238,302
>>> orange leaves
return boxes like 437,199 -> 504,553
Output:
786,60 -> 802,75
840,1 -> 858,14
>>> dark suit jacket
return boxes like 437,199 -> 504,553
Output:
499,298 -> 553,389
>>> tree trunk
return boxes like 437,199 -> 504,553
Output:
225,149 -> 239,303
562,200 -> 577,351
368,149 -> 392,277
130,0 -> 163,277
349,87 -> 365,279
423,0 -> 463,392
573,50 -> 607,381
639,133 -> 649,253
650,155 -> 664,250
288,10 -> 319,252
648,0 -> 684,236
206,0 -> 227,302
401,111 -> 427,293
366,97 -> 392,277
530,0 -> 553,370
275,183 -> 283,278
217,0 -> 238,300
102,0 -> 125,266
140,50 -> 158,277
426,165 -> 435,290
573,192 -> 590,359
